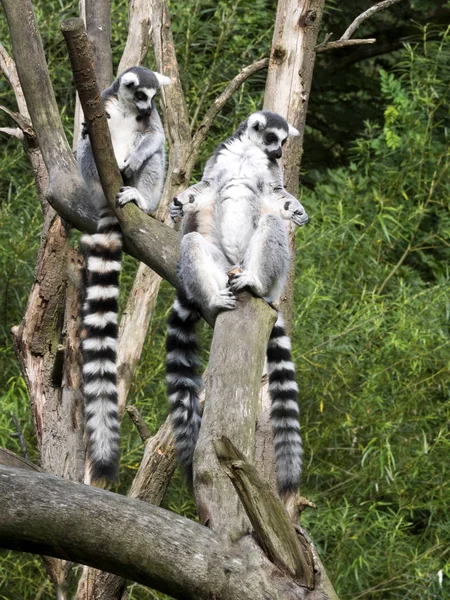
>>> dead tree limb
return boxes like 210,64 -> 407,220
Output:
215,436 -> 314,586
317,0 -> 405,53
118,0 -> 152,73
0,466 -> 317,600
85,0 -> 113,91
194,295 -> 277,538
342,0 -> 405,40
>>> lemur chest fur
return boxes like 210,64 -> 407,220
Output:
213,141 -> 267,264
106,98 -> 144,167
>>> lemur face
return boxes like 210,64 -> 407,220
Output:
118,68 -> 171,118
247,111 -> 299,161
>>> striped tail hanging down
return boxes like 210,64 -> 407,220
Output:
165,292 -> 202,484
80,209 -> 123,484
267,312 -> 303,496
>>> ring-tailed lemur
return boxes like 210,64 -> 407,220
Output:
166,111 -> 307,497
77,66 -> 170,483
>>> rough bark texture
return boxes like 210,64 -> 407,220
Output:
194,295 -> 277,539
215,436 -> 314,586
85,0 -> 113,91
0,466 -> 319,600
118,0 -> 152,73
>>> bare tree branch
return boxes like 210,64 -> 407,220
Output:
1,0 -> 73,172
0,40 -> 29,116
316,38 -> 376,53
116,264 -> 162,417
125,406 -> 152,442
0,126 -> 22,138
118,0 -> 152,72
215,436 -> 314,586
0,447 -> 41,471
317,0 -> 405,54
186,58 -> 270,173
195,295 -> 277,538
85,0 -> 113,91
342,0 -> 405,40
0,466 -> 314,600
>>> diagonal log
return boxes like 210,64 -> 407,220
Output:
215,436 -> 314,587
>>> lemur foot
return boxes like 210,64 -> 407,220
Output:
116,187 -> 149,213
229,271 -> 264,296
210,289 -> 237,311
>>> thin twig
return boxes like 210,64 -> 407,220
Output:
187,58 -> 269,172
316,38 -> 376,53
125,406 -> 152,442
10,412 -> 29,460
316,0 -> 404,54
342,0 -> 405,40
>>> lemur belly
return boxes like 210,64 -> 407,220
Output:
218,188 -> 258,265
107,101 -> 141,167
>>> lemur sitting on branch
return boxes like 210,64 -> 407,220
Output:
77,66 -> 170,484
166,110 -> 308,498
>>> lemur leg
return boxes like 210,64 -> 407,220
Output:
230,214 -> 290,303
180,232 -> 236,312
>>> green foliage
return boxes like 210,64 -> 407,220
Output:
0,1 -> 449,598
295,29 -> 450,599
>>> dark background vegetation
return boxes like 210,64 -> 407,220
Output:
0,1 -> 449,598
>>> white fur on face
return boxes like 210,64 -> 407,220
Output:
121,72 -> 139,87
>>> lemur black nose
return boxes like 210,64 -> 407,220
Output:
274,148 -> 282,159
139,107 -> 152,117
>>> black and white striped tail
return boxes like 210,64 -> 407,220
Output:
80,209 -> 122,484
267,313 -> 302,496
166,292 -> 202,483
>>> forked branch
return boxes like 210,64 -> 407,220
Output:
316,0 -> 405,53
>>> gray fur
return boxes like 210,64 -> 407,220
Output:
167,111 -> 306,494
77,66 -> 169,215
172,110 -> 307,308
77,67 -> 170,482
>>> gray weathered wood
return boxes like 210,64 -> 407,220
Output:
215,436 -> 314,586
194,294 -> 277,539
85,0 -> 113,91
0,466 -> 316,600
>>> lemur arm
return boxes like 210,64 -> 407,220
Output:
169,154 -> 217,222
264,186 -> 308,227
121,130 -> 165,179
169,180 -> 213,223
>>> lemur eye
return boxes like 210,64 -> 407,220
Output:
281,138 -> 287,146
135,91 -> 147,101
265,133 -> 278,145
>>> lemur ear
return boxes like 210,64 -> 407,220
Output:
248,112 -> 267,132
288,123 -> 300,136
154,72 -> 172,86
121,72 -> 139,88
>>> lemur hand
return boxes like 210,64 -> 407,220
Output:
282,199 -> 308,227
121,153 -> 143,180
170,191 -> 198,222
169,198 -> 184,223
